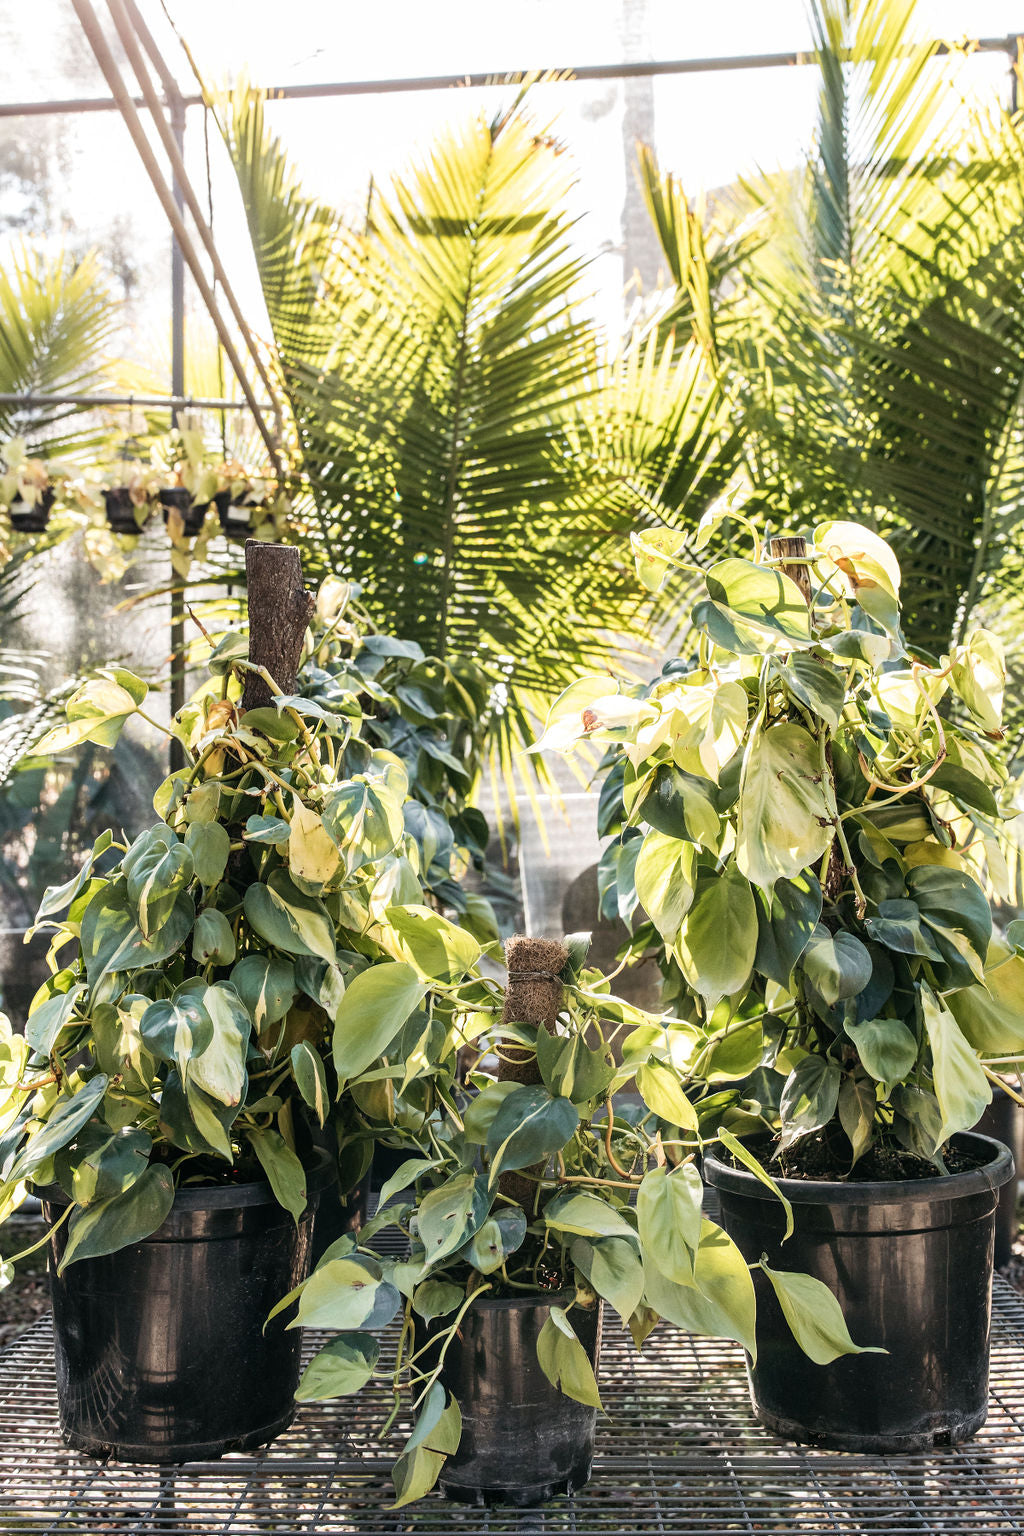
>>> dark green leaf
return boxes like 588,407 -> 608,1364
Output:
140,992 -> 213,1067
248,1127 -> 308,1222
244,869 -> 337,963
776,654 -> 846,730
192,908 -> 237,966
800,925 -> 873,1006
230,954 -> 297,1028
845,1017 -> 918,1085
780,1054 -> 841,1145
485,1085 -> 579,1173
71,1127 -> 151,1206
185,821 -> 231,886
754,874 -> 822,986
295,1333 -> 380,1400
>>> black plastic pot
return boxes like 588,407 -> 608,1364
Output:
8,487 -> 54,533
103,487 -> 149,534
704,1132 -> 1013,1452
310,1163 -> 371,1265
975,1089 -> 1023,1268
423,1292 -> 603,1506
159,486 -> 211,537
217,495 -> 253,538
40,1153 -> 332,1464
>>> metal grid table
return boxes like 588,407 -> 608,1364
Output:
0,1278 -> 1023,1535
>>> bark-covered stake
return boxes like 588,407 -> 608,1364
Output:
241,539 -> 316,708
496,935 -> 569,1212
769,533 -> 813,605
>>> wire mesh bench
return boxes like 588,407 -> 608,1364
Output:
0,1276 -> 1022,1535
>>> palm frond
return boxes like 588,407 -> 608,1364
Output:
0,243 -> 116,457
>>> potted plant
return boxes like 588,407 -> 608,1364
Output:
215,458 -> 277,538
0,543 -> 483,1464
155,428 -> 228,538
291,931 -> 872,1508
540,513 -> 1022,1450
100,459 -> 161,534
1,438 -> 57,533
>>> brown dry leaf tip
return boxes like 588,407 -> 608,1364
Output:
206,699 -> 237,731
186,603 -> 215,645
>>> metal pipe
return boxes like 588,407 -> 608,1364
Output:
0,392 -> 269,410
105,0 -> 286,440
2,36 -> 1020,117
168,86 -> 187,774
68,0 -> 281,472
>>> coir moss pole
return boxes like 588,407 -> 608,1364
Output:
496,935 -> 568,1213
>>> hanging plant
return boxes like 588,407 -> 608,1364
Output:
0,438 -> 57,534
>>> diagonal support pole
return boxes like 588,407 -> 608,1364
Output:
69,0 -> 282,472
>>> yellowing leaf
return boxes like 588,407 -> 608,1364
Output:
760,1261 -> 886,1365
949,629 -> 1005,733
289,801 -> 341,885
736,724 -> 836,890
813,520 -> 901,598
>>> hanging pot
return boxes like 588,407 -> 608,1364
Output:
39,1152 -> 332,1464
422,1292 -> 603,1506
8,487 -> 54,533
704,1132 -> 1013,1452
217,494 -> 254,538
103,488 -> 150,535
159,487 -> 209,538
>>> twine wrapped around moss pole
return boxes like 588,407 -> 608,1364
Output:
496,935 -> 569,1213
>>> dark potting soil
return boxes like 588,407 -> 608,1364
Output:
723,1129 -> 990,1183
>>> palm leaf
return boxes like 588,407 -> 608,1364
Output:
0,243 -> 116,457
215,85 -> 741,795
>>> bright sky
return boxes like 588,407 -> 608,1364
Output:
4,0 -> 1024,370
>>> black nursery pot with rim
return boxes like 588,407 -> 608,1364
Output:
975,1088 -> 1023,1269
8,487 -> 54,533
704,1131 -> 1014,1452
159,486 -> 209,537
217,493 -> 253,538
103,487 -> 149,534
39,1151 -> 332,1464
421,1292 -> 603,1507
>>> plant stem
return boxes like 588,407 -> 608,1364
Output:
2,1200 -> 72,1266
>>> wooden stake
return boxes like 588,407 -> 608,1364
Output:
769,534 -> 812,605
242,540 -> 315,710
